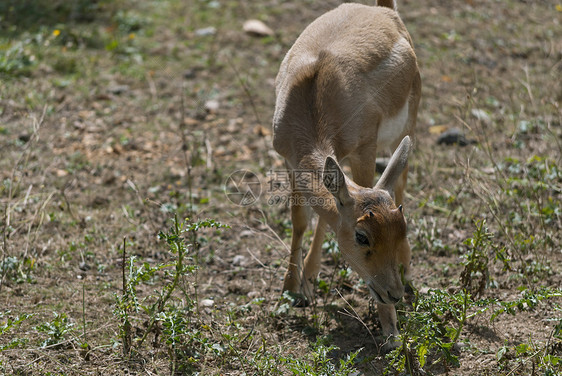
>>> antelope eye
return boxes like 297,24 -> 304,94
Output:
355,231 -> 369,246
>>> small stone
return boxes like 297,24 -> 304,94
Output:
204,99 -> 220,112
200,299 -> 214,307
107,84 -> 129,95
91,196 -> 110,208
248,291 -> 260,299
429,124 -> 449,134
471,108 -> 491,125
195,27 -> 216,36
232,255 -> 247,266
55,169 -> 69,177
18,133 -> 31,143
183,69 -> 196,79
239,230 -> 253,238
437,128 -> 476,146
243,19 -> 274,37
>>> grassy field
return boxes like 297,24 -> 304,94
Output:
1,0 -> 561,374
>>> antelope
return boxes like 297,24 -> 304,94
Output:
272,0 -> 421,347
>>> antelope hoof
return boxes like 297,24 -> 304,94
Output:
293,296 -> 310,307
282,291 -> 310,307
380,335 -> 401,354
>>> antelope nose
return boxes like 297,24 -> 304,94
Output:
387,291 -> 402,304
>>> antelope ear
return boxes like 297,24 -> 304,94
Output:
375,136 -> 411,199
323,156 -> 351,208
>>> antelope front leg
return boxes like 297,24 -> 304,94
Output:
377,302 -> 400,352
282,193 -> 309,294
301,217 -> 328,301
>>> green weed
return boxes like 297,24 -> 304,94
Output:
459,219 -> 494,296
35,312 -> 75,349
0,40 -> 37,76
113,216 -> 228,371
386,288 -> 474,374
491,287 -> 562,321
0,256 -> 35,284
385,220 -> 562,375
284,337 -> 361,376
0,312 -> 31,353
496,331 -> 562,376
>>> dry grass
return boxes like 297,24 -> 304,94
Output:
0,0 -> 561,375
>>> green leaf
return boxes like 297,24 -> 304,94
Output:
417,344 -> 428,368
497,346 -> 508,362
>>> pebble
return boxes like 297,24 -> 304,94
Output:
437,127 -> 476,146
243,20 -> 274,37
195,27 -> 216,36
239,230 -> 253,238
107,84 -> 129,95
232,255 -> 247,266
204,99 -> 220,112
18,133 -> 31,143
248,291 -> 260,299
200,299 -> 214,307
471,108 -> 492,125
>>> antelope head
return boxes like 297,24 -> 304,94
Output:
323,136 -> 412,305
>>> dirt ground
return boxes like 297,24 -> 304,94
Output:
0,0 -> 561,375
